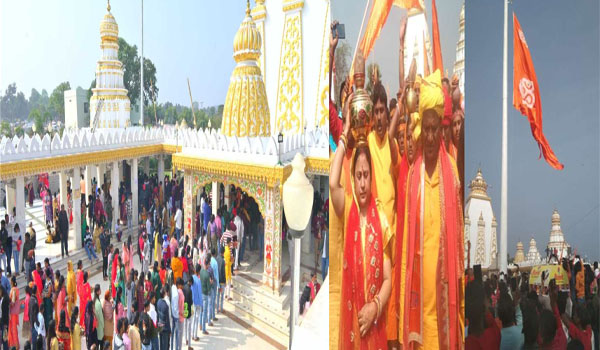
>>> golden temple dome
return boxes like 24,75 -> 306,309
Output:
233,0 -> 262,62
221,0 -> 270,138
469,168 -> 489,197
100,1 -> 118,44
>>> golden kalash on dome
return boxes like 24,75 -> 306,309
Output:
221,0 -> 270,138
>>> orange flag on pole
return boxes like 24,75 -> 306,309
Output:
512,13 -> 563,170
431,0 -> 444,74
359,0 -> 394,60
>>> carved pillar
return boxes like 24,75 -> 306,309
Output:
476,212 -> 485,265
275,0 -> 304,134
59,171 -> 68,212
157,155 -> 165,183
131,158 -> 139,228
211,181 -> 219,213
72,167 -> 82,249
85,165 -> 94,204
490,217 -> 498,268
143,157 -> 150,175
224,184 -> 231,210
263,184 -> 282,293
111,161 -> 119,231
5,182 -> 14,213
15,176 -> 25,235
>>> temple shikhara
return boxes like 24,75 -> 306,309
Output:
90,1 -> 132,129
464,169 -> 498,269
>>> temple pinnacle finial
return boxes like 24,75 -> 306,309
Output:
107,0 -> 111,12
246,0 -> 251,16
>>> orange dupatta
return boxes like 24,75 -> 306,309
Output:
340,196 -> 386,350
387,154 -> 409,340
403,143 -> 463,349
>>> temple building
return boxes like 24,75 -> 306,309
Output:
403,1 -> 432,78
453,3 -> 465,97
526,238 -> 542,264
89,1 -> 131,128
513,241 -> 526,264
464,169 -> 498,269
546,209 -> 570,260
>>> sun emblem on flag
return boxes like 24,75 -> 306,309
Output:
518,29 -> 528,48
519,78 -> 535,109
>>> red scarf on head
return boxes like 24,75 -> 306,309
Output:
340,196 -> 386,350
403,143 -> 463,350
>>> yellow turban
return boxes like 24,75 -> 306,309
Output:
417,69 -> 444,119
410,112 -> 421,142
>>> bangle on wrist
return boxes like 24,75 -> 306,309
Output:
339,134 -> 348,148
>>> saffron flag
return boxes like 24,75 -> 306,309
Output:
359,0 -> 394,60
431,0 -> 444,74
512,13 -> 563,170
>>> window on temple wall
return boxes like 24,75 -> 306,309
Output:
84,102 -> 89,114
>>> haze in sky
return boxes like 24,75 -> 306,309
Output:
1,0 -> 245,107
332,0 -> 463,97
465,0 -> 600,261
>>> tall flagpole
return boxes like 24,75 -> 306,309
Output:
500,0 -> 508,273
140,0 -> 144,126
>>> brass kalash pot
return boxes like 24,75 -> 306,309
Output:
404,58 -> 418,114
350,53 -> 373,145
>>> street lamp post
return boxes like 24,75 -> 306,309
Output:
282,153 -> 314,350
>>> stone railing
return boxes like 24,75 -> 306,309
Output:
1,125 -> 329,166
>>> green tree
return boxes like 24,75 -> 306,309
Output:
366,62 -> 382,95
49,81 -> 71,122
333,41 -> 351,107
87,79 -> 95,102
118,37 -> 158,107
14,125 -> 24,137
0,121 -> 11,137
29,88 -> 42,110
28,108 -> 45,135
1,83 -> 29,121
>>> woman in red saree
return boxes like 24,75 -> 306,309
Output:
331,139 -> 393,350
79,271 -> 92,328
111,248 -> 120,298
57,276 -> 70,328
8,276 -> 20,349
57,310 -> 72,350
123,238 -> 132,281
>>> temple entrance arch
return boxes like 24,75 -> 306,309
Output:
182,168 -> 284,292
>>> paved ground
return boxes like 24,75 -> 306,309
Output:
5,200 -> 279,350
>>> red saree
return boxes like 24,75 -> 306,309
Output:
402,144 -> 463,350
79,283 -> 91,327
111,255 -> 118,298
340,196 -> 387,350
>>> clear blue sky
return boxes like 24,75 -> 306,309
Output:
465,0 -> 600,261
332,0 -> 463,96
1,0 -> 245,106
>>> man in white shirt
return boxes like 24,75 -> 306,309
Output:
233,209 -> 244,270
174,207 -> 183,241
